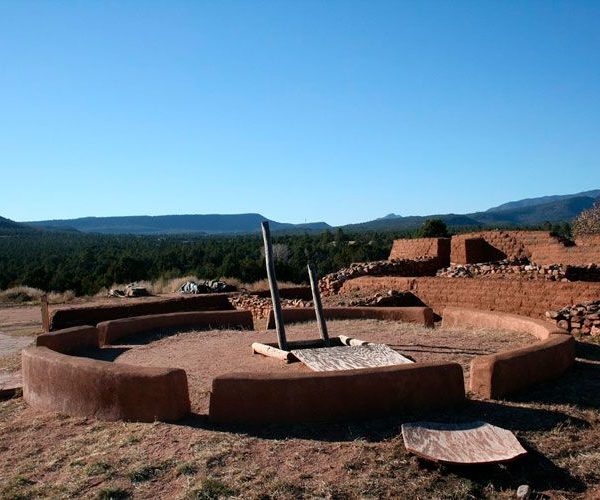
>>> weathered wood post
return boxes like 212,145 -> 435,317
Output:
261,221 -> 287,350
307,262 -> 329,345
40,294 -> 50,333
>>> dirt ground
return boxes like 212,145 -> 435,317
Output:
1,319 -> 600,499
93,320 -> 535,414
0,304 -> 42,337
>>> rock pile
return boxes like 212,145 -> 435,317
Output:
178,280 -> 236,294
348,290 -> 425,307
564,264 -> 600,282
546,300 -> 600,335
229,293 -> 312,319
437,261 -> 568,281
319,257 -> 439,295
108,283 -> 151,298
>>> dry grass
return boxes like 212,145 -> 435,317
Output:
238,278 -> 299,292
0,287 -> 75,305
97,276 -> 301,297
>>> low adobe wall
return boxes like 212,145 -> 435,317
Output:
388,238 -> 450,267
49,293 -> 234,331
22,346 -> 190,422
442,307 -> 575,399
265,307 -> 435,330
36,325 -> 100,354
442,307 -> 567,340
340,276 -> 600,319
98,310 -> 254,345
209,362 -> 465,424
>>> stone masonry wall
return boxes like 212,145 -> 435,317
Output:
340,276 -> 600,320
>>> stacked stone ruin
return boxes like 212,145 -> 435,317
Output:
318,231 -> 600,333
546,301 -> 600,336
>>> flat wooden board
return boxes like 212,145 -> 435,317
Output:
401,421 -> 527,465
291,344 -> 413,371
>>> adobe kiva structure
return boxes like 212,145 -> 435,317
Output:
23,301 -> 575,424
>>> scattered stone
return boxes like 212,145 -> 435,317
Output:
348,290 -> 425,307
437,260 -> 568,281
178,280 -> 236,294
229,293 -> 312,319
547,300 -> 600,335
516,484 -> 531,499
319,257 -> 439,295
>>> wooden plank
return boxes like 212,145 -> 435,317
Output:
307,262 -> 329,345
261,221 -> 287,350
291,344 -> 413,372
401,421 -> 527,465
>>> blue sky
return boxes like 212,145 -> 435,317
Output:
1,1 -> 598,226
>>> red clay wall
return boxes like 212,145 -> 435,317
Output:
22,347 -> 191,422
209,362 -> 465,424
450,236 -> 509,264
265,307 -> 434,329
49,293 -> 234,331
98,310 -> 254,345
449,230 -> 600,266
341,276 -> 600,319
389,238 -> 450,267
470,336 -> 575,399
442,307 -> 567,340
442,307 -> 574,399
36,325 -> 99,354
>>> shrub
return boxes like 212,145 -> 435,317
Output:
573,201 -> 600,237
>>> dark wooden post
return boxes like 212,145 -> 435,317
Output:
40,294 -> 50,333
307,262 -> 329,345
261,221 -> 287,350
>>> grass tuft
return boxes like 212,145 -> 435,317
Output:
97,486 -> 131,500
188,478 -> 237,499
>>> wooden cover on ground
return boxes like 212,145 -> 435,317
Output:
401,421 -> 527,464
291,344 -> 413,371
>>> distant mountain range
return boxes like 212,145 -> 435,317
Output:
2,188 -> 597,235
346,192 -> 598,232
20,213 -> 330,235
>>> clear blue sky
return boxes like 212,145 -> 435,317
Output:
1,1 -> 598,226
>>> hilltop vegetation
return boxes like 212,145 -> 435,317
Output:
0,229 -> 396,296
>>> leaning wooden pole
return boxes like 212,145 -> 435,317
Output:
261,221 -> 287,350
307,262 -> 330,346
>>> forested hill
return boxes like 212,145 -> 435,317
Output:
0,216 -> 37,235
24,213 -> 330,235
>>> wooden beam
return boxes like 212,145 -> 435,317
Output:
40,294 -> 50,333
252,342 -> 293,362
261,221 -> 287,350
307,262 -> 329,346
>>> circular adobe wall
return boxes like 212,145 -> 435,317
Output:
22,306 -> 576,424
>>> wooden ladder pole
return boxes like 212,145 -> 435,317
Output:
261,221 -> 287,350
307,261 -> 330,346
40,294 -> 50,333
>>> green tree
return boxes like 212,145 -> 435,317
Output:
419,219 -> 449,238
